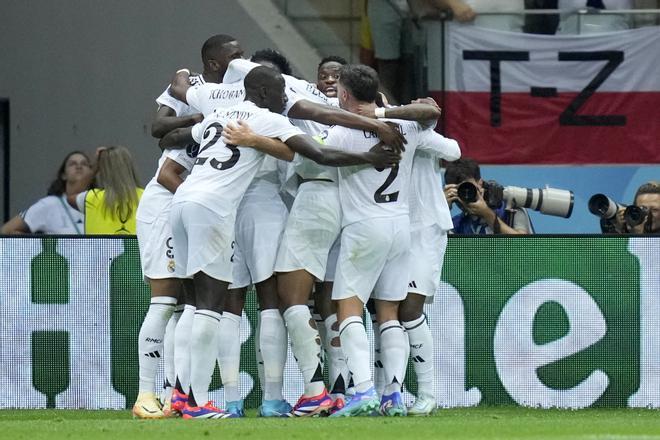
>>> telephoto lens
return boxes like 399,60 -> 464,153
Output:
457,181 -> 479,204
588,194 -> 624,220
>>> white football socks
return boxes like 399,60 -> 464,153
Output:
174,304 -> 195,393
138,296 -> 177,393
163,305 -> 183,395
371,313 -> 385,396
189,309 -> 222,406
217,311 -> 241,403
283,305 -> 325,396
339,316 -> 372,393
380,320 -> 407,396
403,314 -> 435,398
259,309 -> 287,401
255,312 -> 265,393
324,313 -> 349,396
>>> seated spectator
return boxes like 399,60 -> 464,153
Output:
444,158 -> 533,234
71,146 -> 143,234
1,151 -> 93,234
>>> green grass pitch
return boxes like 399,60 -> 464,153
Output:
2,407 -> 660,440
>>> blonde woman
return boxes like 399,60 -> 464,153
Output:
71,146 -> 144,234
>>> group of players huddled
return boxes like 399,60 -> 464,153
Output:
133,34 -> 460,420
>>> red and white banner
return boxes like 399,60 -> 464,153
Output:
433,24 -> 660,164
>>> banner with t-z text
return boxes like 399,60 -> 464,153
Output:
435,23 -> 660,164
0,236 -> 659,409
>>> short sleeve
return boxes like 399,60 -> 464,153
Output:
21,198 -> 50,232
185,87 -> 202,113
156,86 -> 187,117
416,127 -> 461,161
223,59 -> 260,83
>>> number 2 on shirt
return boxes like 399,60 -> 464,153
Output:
374,164 -> 399,203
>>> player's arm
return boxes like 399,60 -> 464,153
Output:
151,105 -> 202,139
156,158 -> 187,194
159,127 -> 194,150
285,135 -> 399,168
222,121 -> 295,162
1,215 -> 30,234
417,129 -> 461,162
169,69 -> 193,103
287,100 -> 407,152
358,98 -> 441,129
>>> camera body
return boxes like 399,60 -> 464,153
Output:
456,180 -> 574,218
624,205 -> 650,227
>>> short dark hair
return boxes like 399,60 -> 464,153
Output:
634,181 -> 660,203
251,48 -> 292,76
318,55 -> 347,70
444,158 -> 481,185
338,64 -> 379,103
201,34 -> 237,64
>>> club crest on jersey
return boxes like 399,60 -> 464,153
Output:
167,259 -> 176,273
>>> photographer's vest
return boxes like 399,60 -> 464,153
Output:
84,188 -> 144,234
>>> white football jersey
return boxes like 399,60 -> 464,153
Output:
172,101 -> 304,217
139,75 -> 206,223
325,119 -> 459,226
185,81 -> 246,117
224,58 -> 340,181
156,74 -> 205,117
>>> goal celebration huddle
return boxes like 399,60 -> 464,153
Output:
134,33 -> 460,420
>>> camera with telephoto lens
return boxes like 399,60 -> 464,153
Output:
588,194 -> 626,220
624,205 -> 650,227
456,180 -> 574,218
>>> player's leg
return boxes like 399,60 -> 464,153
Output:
175,202 -> 234,419
134,216 -> 181,419
217,288 -> 246,418
399,293 -> 434,415
275,181 -> 341,415
330,221 -> 390,417
255,276 -> 291,417
401,227 -> 447,416
172,279 -> 195,413
366,299 -> 385,397
162,302 -> 183,416
278,269 -> 330,414
372,216 -> 412,416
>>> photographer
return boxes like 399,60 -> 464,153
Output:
613,181 -> 660,234
444,158 -> 533,235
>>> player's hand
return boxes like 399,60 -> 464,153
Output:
444,183 -> 459,208
376,121 -> 406,153
357,104 -> 377,119
222,120 -> 255,146
368,141 -> 401,168
412,97 -> 442,115
190,113 -> 203,124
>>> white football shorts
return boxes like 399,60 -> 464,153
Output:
323,237 -> 341,283
275,180 -> 341,281
136,209 -> 177,280
408,224 -> 448,302
231,189 -> 288,289
169,201 -> 235,282
332,215 -> 411,304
